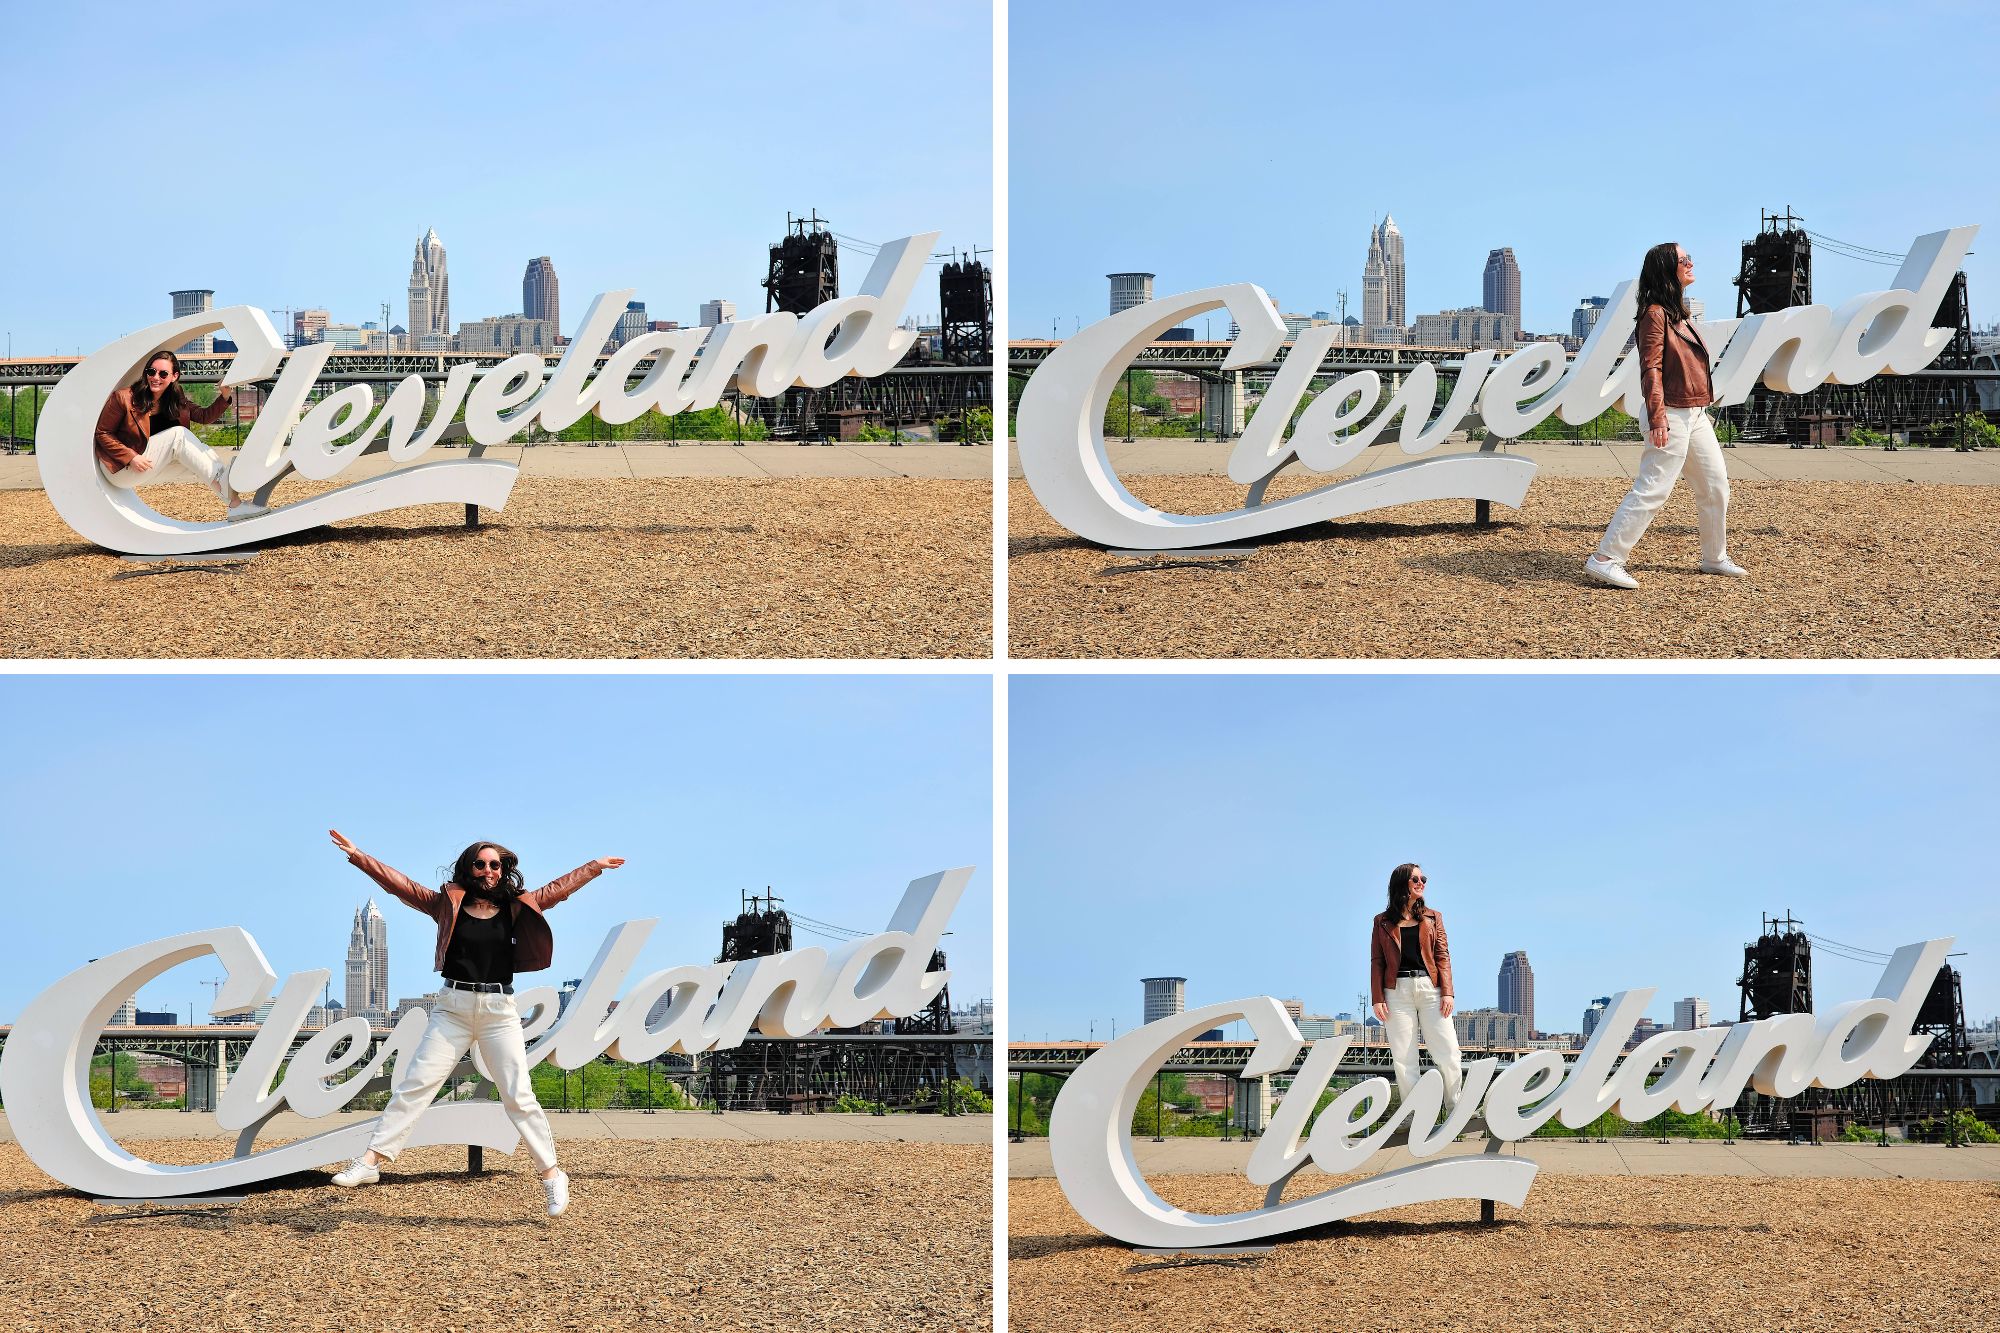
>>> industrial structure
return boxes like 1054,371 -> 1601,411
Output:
693,890 -> 980,1112
1721,208 -> 1984,443
763,212 -> 840,315
940,252 -> 994,366
1734,912 -> 1977,1138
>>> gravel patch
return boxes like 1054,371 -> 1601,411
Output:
0,1138 -> 990,1332
1008,475 -> 2000,659
0,476 -> 991,659
1009,1172 -> 1998,1332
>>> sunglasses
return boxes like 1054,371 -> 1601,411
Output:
145,368 -> 175,379
1678,256 -> 1694,267
1411,874 -> 1428,885
472,858 -> 504,870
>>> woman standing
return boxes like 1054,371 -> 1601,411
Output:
1584,243 -> 1746,589
326,829 -> 625,1217
1369,862 -> 1464,1108
94,350 -> 268,519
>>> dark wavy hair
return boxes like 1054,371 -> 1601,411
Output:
1637,242 -> 1691,324
449,841 -> 525,899
128,349 -> 190,423
1385,862 -> 1428,923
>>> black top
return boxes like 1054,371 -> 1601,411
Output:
149,404 -> 175,436
1398,923 -> 1423,974
442,903 -> 515,985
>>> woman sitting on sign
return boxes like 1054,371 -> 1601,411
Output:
1584,243 -> 1746,589
1369,862 -> 1464,1110
326,829 -> 625,1217
93,349 -> 267,520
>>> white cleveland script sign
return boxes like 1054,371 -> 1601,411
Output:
37,233 -> 937,555
1050,938 -> 1951,1248
1017,227 -> 1977,549
0,866 -> 968,1196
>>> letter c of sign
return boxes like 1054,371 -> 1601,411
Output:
35,306 -> 518,556
1048,998 -> 1536,1248
1014,287 -> 1537,551
0,928 -> 517,1197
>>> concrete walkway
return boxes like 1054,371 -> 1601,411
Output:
1006,438 -> 2000,485
0,441 -> 992,490
2,1107 -> 992,1146
1007,1135 -> 2000,1181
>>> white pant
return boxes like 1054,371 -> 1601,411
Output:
369,988 -> 558,1171
1594,405 -> 1730,566
1384,975 -> 1464,1104
104,426 -> 233,504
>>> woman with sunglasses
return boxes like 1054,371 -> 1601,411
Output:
1369,863 -> 1464,1110
325,829 -> 625,1217
94,349 -> 268,519
1584,243 -> 1746,589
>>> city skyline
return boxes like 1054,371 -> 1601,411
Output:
1011,2 -> 1999,339
1010,676 -> 2000,1043
0,676 -> 992,1026
4,4 -> 991,354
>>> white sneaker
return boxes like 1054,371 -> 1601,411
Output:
1699,556 -> 1749,577
542,1168 -> 570,1217
331,1156 -> 379,1188
226,499 -> 271,522
1584,555 -> 1638,590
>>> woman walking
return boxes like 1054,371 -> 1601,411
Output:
1584,243 -> 1746,588
94,350 -> 268,519
326,829 -> 625,1216
1369,862 -> 1464,1109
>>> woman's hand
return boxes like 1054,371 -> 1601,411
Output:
1371,1001 -> 1388,1024
329,828 -> 360,857
1439,994 -> 1456,1020
128,456 -> 156,473
1649,420 -> 1670,448
592,856 -> 626,871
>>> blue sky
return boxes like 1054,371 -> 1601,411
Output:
0,675 -> 991,1023
1010,675 -> 2000,1042
1010,1 -> 1999,339
3,2 -> 991,355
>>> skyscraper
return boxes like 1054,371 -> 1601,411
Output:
406,228 -> 450,348
170,289 -> 214,355
1362,216 -> 1405,340
699,298 -> 737,327
1674,996 -> 1711,1030
1107,272 -> 1155,316
346,899 -> 389,1022
1482,247 -> 1521,329
1498,950 -> 1535,1034
612,300 -> 649,348
523,256 -> 559,335
1582,996 -> 1610,1039
1572,295 -> 1610,342
1141,976 -> 1186,1025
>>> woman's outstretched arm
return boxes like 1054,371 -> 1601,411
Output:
521,856 -> 626,912
329,828 -> 441,914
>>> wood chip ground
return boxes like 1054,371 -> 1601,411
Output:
1009,1172 -> 1999,1332
1009,476 -> 2000,658
0,1139 -> 990,1332
0,477 -> 990,659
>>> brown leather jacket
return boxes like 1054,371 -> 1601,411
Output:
1637,303 -> 1714,425
94,386 -> 232,471
1370,907 -> 1453,1006
347,851 -> 602,975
